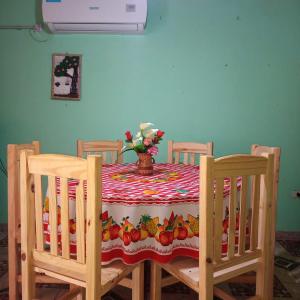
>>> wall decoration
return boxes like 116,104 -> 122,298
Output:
51,54 -> 81,100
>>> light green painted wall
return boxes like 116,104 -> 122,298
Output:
0,0 -> 300,230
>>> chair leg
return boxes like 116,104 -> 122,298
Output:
132,263 -> 144,300
256,263 -> 272,300
150,262 -> 161,300
198,271 -> 213,300
8,238 -> 19,300
21,264 -> 35,300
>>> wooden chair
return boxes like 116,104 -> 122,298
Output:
77,139 -> 144,297
151,154 -> 275,300
214,144 -> 281,298
8,142 -> 79,300
20,152 -> 144,299
154,140 -> 214,291
77,140 -> 123,163
7,141 -> 42,300
168,141 -> 213,165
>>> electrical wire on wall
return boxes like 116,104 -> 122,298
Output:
0,24 -> 50,43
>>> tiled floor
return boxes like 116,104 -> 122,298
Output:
1,230 -> 300,299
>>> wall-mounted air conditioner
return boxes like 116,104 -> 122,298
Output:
42,0 -> 147,34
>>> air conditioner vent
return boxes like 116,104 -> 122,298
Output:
48,23 -> 144,33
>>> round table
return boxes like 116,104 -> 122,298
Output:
43,163 -> 236,264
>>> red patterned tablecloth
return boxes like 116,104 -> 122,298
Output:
43,163 -> 241,265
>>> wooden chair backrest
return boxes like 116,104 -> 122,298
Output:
20,152 -> 102,297
168,141 -> 213,165
7,141 -> 40,240
199,154 -> 274,283
77,140 -> 123,163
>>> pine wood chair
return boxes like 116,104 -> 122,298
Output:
20,152 -> 144,299
77,140 -> 123,163
168,141 -> 213,165
214,144 -> 281,299
7,141 -> 46,300
77,139 -> 144,298
154,140 -> 214,291
8,142 -> 80,300
150,154 -> 275,300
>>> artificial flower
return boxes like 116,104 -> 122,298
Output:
125,130 -> 133,141
147,146 -> 159,156
121,123 -> 164,156
144,128 -> 158,138
157,130 -> 165,138
143,138 -> 152,146
140,123 -> 154,131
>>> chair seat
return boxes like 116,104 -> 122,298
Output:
101,260 -> 135,293
160,255 -> 260,294
159,257 -> 199,292
34,258 -> 135,295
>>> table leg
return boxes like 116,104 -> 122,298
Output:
150,262 -> 161,300
132,262 -> 144,300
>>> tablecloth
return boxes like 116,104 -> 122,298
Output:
43,163 -> 242,264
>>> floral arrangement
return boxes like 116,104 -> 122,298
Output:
122,123 -> 165,156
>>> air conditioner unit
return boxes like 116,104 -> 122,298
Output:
42,0 -> 147,34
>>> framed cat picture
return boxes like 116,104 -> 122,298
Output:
51,54 -> 81,100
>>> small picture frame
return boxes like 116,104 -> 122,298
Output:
51,54 -> 81,100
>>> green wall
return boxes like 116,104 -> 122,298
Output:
1,0 -> 300,230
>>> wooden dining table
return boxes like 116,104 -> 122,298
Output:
43,163 -> 241,265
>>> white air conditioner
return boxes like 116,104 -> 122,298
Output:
42,0 -> 147,34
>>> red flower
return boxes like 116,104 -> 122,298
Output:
157,130 -> 164,138
125,130 -> 133,141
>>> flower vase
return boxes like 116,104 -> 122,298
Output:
136,153 -> 155,176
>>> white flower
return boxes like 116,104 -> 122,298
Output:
139,122 -> 154,131
123,143 -> 133,151
144,128 -> 158,138
132,137 -> 142,146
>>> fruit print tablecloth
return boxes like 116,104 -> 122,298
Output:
43,163 -> 241,265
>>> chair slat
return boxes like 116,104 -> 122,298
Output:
60,177 -> 70,259
250,175 -> 260,251
199,156 -> 214,298
86,156 -> 102,298
238,176 -> 248,255
183,153 -> 189,165
111,151 -> 116,163
175,152 -> 180,164
48,176 -> 58,256
76,180 -> 85,263
34,174 -> 44,251
214,178 -> 224,262
102,152 -> 107,163
167,141 -> 174,163
228,177 -> 237,259
190,153 -> 195,165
